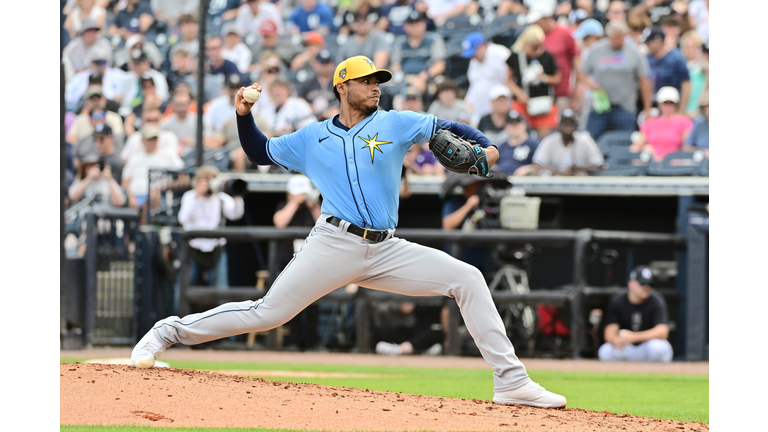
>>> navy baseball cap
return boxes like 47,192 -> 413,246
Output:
316,49 -> 333,64
645,27 -> 665,43
94,123 -> 113,136
559,109 -> 578,124
505,110 -> 524,124
629,265 -> 654,286
461,32 -> 486,58
405,10 -> 427,23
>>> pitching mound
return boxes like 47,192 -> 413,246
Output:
60,363 -> 708,431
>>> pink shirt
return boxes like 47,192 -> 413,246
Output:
543,26 -> 579,98
640,115 -> 694,160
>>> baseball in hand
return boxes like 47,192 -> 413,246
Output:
243,87 -> 261,103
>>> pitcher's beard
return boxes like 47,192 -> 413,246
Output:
348,94 -> 378,117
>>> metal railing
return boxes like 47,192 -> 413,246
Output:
76,206 -> 141,347
165,226 -> 686,357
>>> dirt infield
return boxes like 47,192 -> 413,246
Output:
60,350 -> 708,431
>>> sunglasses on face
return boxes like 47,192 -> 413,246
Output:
92,60 -> 107,66
91,112 -> 105,120
266,67 -> 279,74
145,117 -> 161,122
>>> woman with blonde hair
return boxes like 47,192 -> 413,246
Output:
680,30 -> 708,118
506,24 -> 561,137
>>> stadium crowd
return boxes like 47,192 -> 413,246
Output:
61,0 -> 707,358
62,0 -> 709,208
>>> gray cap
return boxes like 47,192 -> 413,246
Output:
81,18 -> 100,33
90,46 -> 110,61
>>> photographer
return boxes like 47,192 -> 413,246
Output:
178,165 -> 245,288
441,172 -> 509,276
69,153 -> 127,208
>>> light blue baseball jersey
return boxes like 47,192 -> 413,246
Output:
266,110 -> 438,230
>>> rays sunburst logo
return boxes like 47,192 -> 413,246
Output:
360,133 -> 392,163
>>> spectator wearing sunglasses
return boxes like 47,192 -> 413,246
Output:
67,94 -> 125,144
121,108 -> 181,162
629,86 -> 693,162
73,105 -> 126,164
204,36 -> 244,102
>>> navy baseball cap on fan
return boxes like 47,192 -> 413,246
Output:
629,265 -> 654,286
226,74 -> 243,88
316,49 -> 333,64
94,123 -> 113,136
645,27 -> 665,43
405,10 -> 427,23
559,109 -> 578,124
461,32 -> 486,58
506,110 -> 525,125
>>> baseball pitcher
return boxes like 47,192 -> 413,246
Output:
131,55 -> 566,408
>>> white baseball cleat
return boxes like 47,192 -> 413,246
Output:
493,381 -> 567,408
131,328 -> 168,369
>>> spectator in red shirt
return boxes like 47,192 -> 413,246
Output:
629,86 -> 693,161
526,1 -> 582,113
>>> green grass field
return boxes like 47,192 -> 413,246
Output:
60,357 -> 708,431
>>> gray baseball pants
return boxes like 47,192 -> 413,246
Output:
151,214 -> 532,392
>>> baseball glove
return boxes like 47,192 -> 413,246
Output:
429,128 -> 492,177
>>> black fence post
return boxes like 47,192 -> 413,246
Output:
178,237 -> 191,317
572,229 -> 593,286
84,212 -> 98,347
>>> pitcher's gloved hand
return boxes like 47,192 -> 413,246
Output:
428,128 -> 492,177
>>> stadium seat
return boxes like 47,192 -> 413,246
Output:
590,147 -> 652,176
698,157 -> 709,176
437,15 -> 484,41
486,15 -> 526,48
646,151 -> 707,176
596,130 -> 634,158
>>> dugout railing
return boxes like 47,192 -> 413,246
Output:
63,206 -> 140,348
139,226 -> 687,358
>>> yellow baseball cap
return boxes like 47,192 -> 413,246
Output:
333,55 -> 393,87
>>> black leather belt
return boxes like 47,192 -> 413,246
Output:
326,216 -> 389,243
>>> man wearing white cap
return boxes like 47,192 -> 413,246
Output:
476,84 -> 514,146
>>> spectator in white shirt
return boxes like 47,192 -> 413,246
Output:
121,108 -> 180,162
221,23 -> 253,74
235,0 -> 284,40
422,0 -> 471,27
121,124 -> 185,209
461,32 -> 512,126
118,49 -> 170,117
178,165 -> 245,288
65,46 -> 126,111
266,78 -> 317,137
203,74 -> 243,149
